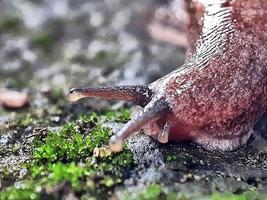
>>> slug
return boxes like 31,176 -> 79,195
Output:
69,0 -> 267,152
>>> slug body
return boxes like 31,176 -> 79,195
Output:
70,0 -> 267,152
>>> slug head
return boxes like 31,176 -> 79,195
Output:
69,85 -> 171,152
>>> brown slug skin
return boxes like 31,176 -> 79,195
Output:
70,0 -> 267,151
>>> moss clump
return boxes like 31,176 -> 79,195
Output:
33,162 -> 88,189
32,33 -> 54,50
105,108 -> 131,123
166,154 -> 179,162
121,184 -> 177,200
0,16 -> 22,33
0,181 -> 39,200
211,191 -> 264,200
136,184 -> 164,200
0,110 -> 134,199
33,123 -> 93,162
20,116 -> 34,126
119,184 -> 265,200
33,113 -> 113,162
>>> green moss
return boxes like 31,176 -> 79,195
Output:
49,162 -> 86,188
0,104 -> 265,200
166,154 -> 178,162
119,185 -> 265,200
105,109 -> 131,123
33,115 -> 113,162
0,110 -> 134,199
1,167 -> 11,179
139,184 -> 162,199
20,116 -> 34,126
211,191 -> 262,200
121,184 -> 177,200
32,33 -> 53,50
0,16 -> 22,33
0,181 -> 39,200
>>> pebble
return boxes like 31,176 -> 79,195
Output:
0,90 -> 29,109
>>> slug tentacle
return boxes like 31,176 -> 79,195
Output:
69,85 -> 153,107
157,122 -> 170,143
109,96 -> 170,152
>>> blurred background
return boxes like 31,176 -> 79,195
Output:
0,0 -> 188,113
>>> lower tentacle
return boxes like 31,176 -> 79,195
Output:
157,122 -> 170,143
109,96 -> 170,152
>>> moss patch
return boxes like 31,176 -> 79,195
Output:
118,184 -> 266,200
20,116 -> 34,126
104,109 -> 131,123
0,181 -> 39,200
0,16 -> 22,34
0,110 -> 134,199
31,33 -> 55,51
